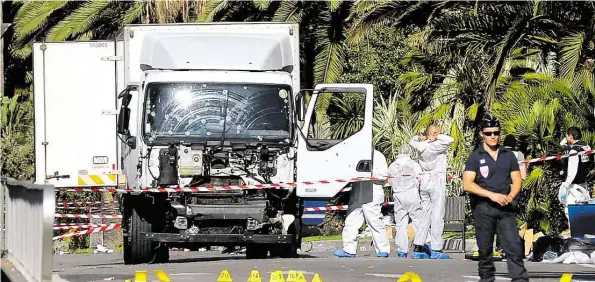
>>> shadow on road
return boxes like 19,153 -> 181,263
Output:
490,271 -> 595,280
73,254 -> 318,267
527,271 -> 595,279
169,254 -> 318,264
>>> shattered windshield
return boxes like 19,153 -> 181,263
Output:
143,82 -> 292,144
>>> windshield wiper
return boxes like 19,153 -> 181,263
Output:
215,89 -> 231,150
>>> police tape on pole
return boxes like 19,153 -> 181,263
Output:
52,149 -> 594,194
50,149 -> 593,240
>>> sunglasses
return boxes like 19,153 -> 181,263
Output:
482,131 -> 501,137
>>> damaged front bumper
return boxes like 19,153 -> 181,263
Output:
140,232 -> 293,244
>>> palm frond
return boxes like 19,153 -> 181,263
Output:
253,0 -> 271,10
314,41 -> 346,85
272,0 -> 303,23
559,32 -> 584,79
13,0 -> 69,44
46,1 -> 110,42
329,0 -> 343,12
198,0 -> 228,22
123,1 -> 143,25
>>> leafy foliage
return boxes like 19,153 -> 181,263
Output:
4,0 -> 595,238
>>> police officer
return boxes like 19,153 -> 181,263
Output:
463,115 -> 528,282
559,127 -> 593,219
560,127 -> 592,193
503,135 -> 527,180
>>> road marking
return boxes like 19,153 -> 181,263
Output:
365,273 -> 404,278
267,270 -> 317,275
170,273 -> 211,276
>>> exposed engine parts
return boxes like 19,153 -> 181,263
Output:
158,145 -> 179,186
145,144 -> 285,188
137,143 -> 297,240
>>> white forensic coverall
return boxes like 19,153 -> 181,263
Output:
409,134 -> 454,251
341,149 -> 391,255
388,153 -> 423,254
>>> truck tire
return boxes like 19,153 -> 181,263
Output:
269,243 -> 298,258
270,220 -> 300,258
123,195 -> 169,265
245,244 -> 268,259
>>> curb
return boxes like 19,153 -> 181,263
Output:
1,259 -> 28,282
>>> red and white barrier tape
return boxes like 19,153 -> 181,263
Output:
54,213 -> 122,219
56,206 -> 119,211
52,224 -> 121,240
520,149 -> 593,164
53,150 -> 593,193
303,202 -> 394,212
53,223 -> 115,230
56,200 -> 118,207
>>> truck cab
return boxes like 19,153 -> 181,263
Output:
33,22 -> 374,264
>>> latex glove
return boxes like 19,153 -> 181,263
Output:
558,183 -> 570,204
560,137 -> 568,146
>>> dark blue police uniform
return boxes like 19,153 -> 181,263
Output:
464,146 -> 529,282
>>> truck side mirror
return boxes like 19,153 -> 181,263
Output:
296,93 -> 305,121
116,84 -> 137,143
117,107 -> 131,135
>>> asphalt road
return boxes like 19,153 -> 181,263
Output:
52,249 -> 595,282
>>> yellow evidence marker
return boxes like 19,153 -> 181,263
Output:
286,270 -> 298,282
397,272 -> 422,282
218,269 -> 233,282
248,269 -> 262,282
295,272 -> 307,282
560,273 -> 573,282
311,273 -> 323,282
269,270 -> 286,282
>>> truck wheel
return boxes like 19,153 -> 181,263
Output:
245,244 -> 268,259
123,195 -> 170,264
270,243 -> 298,258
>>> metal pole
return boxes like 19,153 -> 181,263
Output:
0,1 -> 5,254
1,0 -> 4,100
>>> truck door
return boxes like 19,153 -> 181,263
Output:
296,84 -> 374,198
33,41 -> 117,187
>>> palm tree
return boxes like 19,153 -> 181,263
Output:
9,0 -> 275,59
348,0 -> 595,131
273,0 -> 358,121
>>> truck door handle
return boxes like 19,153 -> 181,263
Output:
356,160 -> 371,172
46,171 -> 71,180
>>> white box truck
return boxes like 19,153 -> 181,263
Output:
33,22 -> 375,264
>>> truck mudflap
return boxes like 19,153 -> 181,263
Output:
141,232 -> 294,244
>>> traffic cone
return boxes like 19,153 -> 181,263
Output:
248,269 -> 262,282
217,269 -> 233,282
311,273 -> 323,282
269,270 -> 285,282
286,270 -> 297,282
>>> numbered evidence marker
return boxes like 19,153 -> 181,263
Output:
311,273 -> 323,282
217,269 -> 233,282
248,269 -> 262,282
397,272 -> 422,282
269,270 -> 285,282
560,273 -> 573,282
286,270 -> 297,282
295,272 -> 307,282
